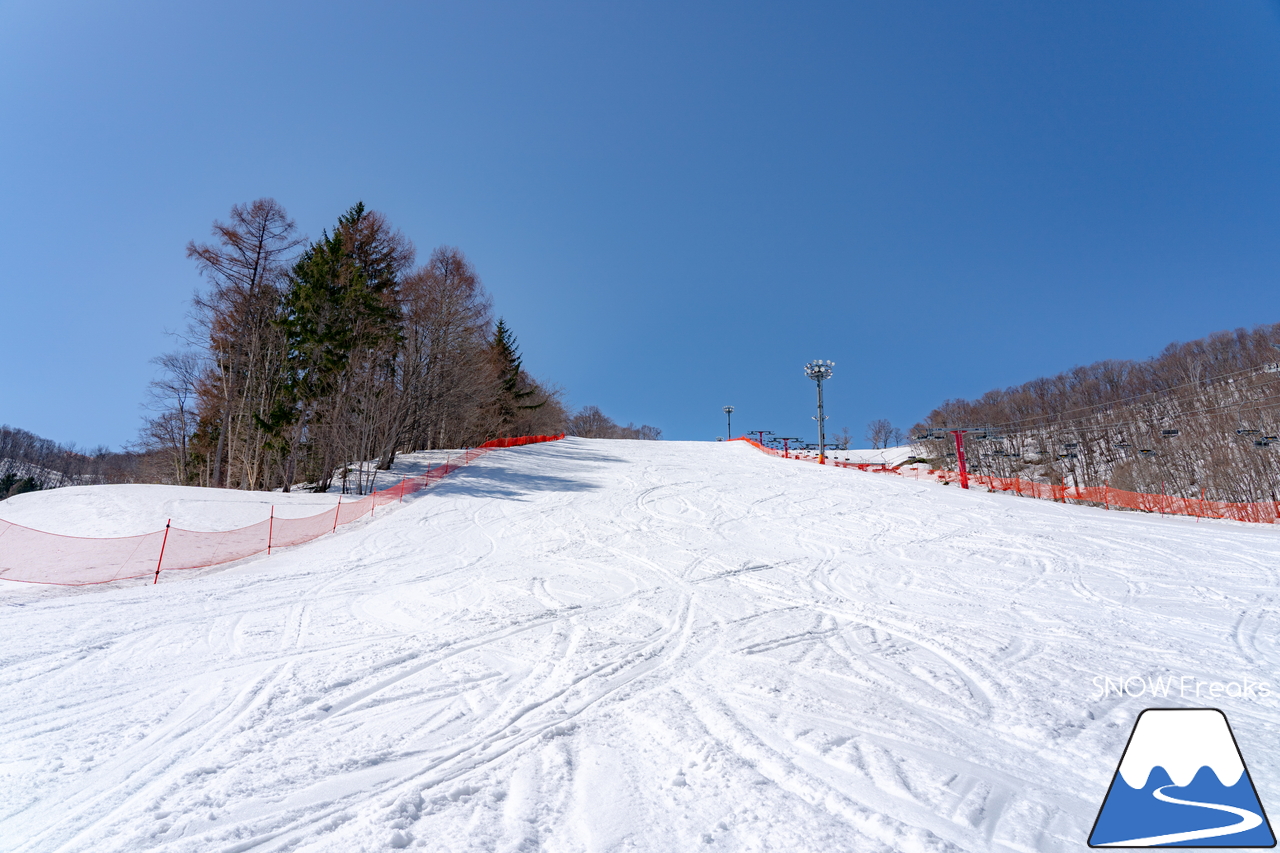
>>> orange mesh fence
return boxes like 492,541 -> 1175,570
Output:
272,507 -> 342,550
943,472 -> 1280,523
478,433 -> 565,448
731,437 -> 1280,525
159,520 -> 273,572
0,435 -> 565,586
0,523 -> 166,585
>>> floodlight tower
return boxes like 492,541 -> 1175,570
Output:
803,360 -> 835,464
723,406 -> 735,440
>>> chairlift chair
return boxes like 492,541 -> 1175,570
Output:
1114,441 -> 1132,449
1062,442 -> 1079,450
1237,429 -> 1261,436
1058,453 -> 1078,460
1138,449 -> 1156,456
1255,440 -> 1273,448
1161,429 -> 1180,438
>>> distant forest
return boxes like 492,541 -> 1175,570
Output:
133,199 -> 660,493
0,426 -> 141,500
914,323 -> 1280,503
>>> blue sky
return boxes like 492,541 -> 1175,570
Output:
3,1 -> 1280,449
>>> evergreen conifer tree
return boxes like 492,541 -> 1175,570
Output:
269,202 -> 412,488
490,318 -> 544,435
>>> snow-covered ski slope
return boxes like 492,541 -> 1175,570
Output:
3,437 -> 1279,852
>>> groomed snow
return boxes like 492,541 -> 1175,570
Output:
2,438 -> 1278,852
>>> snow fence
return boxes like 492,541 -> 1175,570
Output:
731,437 -> 1280,525
0,434 -> 564,586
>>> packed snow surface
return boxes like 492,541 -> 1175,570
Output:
2,438 -> 1279,852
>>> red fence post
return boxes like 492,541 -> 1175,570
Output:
333,496 -> 342,532
268,506 -> 274,555
153,519 -> 171,585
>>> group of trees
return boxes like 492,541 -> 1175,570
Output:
0,425 -> 142,499
913,323 -> 1280,503
863,419 -> 905,450
139,198 -> 655,494
566,406 -> 661,440
818,422 -> 904,452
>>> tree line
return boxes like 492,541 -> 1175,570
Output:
912,323 -> 1280,503
137,199 -> 658,493
0,425 -> 142,500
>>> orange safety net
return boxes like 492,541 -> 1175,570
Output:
478,433 -> 566,448
0,435 -> 564,586
730,437 -> 1280,525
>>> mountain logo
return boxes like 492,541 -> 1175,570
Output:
1089,708 -> 1275,847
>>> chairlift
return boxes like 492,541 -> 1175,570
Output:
1138,449 -> 1156,456
1058,453 -> 1078,460
1114,441 -> 1132,449
1161,429 -> 1180,438
1062,442 -> 1079,450
1255,440 -> 1273,448
1266,435 -> 1279,442
1237,429 -> 1261,436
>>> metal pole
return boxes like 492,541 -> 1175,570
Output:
268,506 -> 274,555
816,378 -> 826,464
951,430 -> 969,489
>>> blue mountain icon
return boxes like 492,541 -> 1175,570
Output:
1089,708 -> 1275,847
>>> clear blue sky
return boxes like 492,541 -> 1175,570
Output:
4,1 -> 1280,449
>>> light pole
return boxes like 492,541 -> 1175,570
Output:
804,360 -> 834,464
723,406 -> 735,440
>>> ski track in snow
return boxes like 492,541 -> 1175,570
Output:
2,438 -> 1279,852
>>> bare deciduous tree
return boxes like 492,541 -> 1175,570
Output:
187,198 -> 303,489
865,419 -> 896,449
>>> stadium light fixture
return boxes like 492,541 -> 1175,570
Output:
723,405 -> 735,440
803,360 -> 834,463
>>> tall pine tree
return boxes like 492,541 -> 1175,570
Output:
269,203 -> 413,489
490,318 -> 544,436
